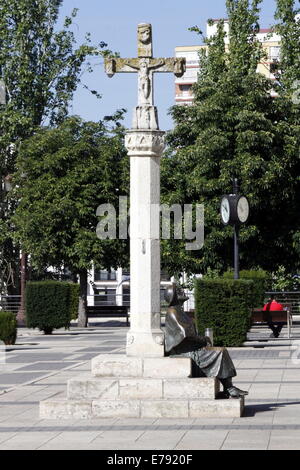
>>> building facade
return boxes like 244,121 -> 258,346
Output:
175,20 -> 281,105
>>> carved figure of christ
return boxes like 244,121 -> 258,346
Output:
104,24 -> 186,108
105,56 -> 185,106
125,58 -> 165,105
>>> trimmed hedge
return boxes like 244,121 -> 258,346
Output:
223,269 -> 270,308
25,281 -> 78,334
0,311 -> 17,345
195,278 -> 254,347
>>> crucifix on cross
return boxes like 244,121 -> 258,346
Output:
104,23 -> 186,129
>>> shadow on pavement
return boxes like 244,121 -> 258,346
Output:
245,401 -> 300,416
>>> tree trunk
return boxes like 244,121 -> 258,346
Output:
5,242 -> 20,297
77,268 -> 88,327
16,251 -> 27,326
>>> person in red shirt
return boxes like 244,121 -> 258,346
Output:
263,295 -> 284,338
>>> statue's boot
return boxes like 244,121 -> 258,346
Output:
226,386 -> 248,398
220,378 -> 248,398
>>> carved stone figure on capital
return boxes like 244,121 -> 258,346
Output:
125,130 -> 165,157
138,23 -> 152,58
132,105 -> 159,130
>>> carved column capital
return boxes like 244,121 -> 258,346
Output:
125,129 -> 165,157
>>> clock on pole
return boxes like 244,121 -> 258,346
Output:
220,180 -> 250,279
237,195 -> 249,224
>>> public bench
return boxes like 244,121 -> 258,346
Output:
87,305 -> 129,326
251,305 -> 292,338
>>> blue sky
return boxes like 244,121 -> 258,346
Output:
59,0 -> 277,130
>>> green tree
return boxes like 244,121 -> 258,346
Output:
0,0 -> 110,294
12,115 -> 129,326
161,0 -> 300,276
275,0 -> 300,91
275,0 -> 300,264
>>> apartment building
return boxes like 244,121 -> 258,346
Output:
175,19 -> 281,105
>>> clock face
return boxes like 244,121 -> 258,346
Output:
237,196 -> 249,223
220,197 -> 230,224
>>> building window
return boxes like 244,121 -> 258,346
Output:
179,84 -> 192,96
120,270 -> 130,283
94,269 -> 116,281
122,287 -> 130,306
270,62 -> 279,74
269,46 -> 280,61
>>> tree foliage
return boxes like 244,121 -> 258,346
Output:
0,0 -> 108,171
273,0 -> 300,267
12,114 -> 129,325
275,0 -> 300,91
12,115 -> 129,274
0,0 -> 110,292
161,0 -> 300,276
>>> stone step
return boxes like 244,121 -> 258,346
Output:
91,354 -> 192,378
67,375 -> 220,400
40,394 -> 244,419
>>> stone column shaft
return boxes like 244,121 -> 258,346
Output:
125,129 -> 165,357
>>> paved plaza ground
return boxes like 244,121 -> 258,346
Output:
0,319 -> 300,450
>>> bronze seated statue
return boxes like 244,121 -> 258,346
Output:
164,283 -> 248,399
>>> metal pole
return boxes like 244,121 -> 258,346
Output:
16,252 -> 27,326
234,224 -> 239,279
232,177 -> 240,280
233,178 -> 239,195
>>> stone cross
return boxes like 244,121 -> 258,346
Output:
105,24 -> 185,357
105,23 -> 185,130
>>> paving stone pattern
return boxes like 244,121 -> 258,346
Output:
0,321 -> 300,449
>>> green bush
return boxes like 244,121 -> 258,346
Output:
195,278 -> 254,347
25,281 -> 77,334
0,311 -> 17,345
223,269 -> 270,307
271,265 -> 300,291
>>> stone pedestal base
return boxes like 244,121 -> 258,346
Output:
126,330 -> 164,357
40,355 -> 245,419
